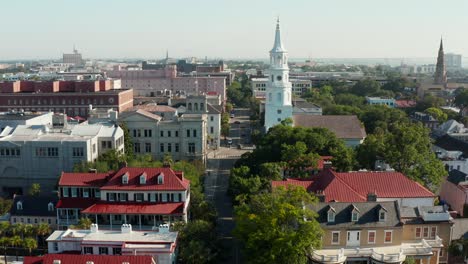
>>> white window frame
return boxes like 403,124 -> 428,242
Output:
351,211 -> 359,222
331,231 -> 340,245
415,227 -> 422,238
430,226 -> 437,239
71,187 -> 77,198
368,230 -> 376,244
384,230 -> 393,243
62,187 -> 69,197
423,227 -> 429,238
379,211 -> 386,221
83,188 -> 89,198
327,210 -> 335,223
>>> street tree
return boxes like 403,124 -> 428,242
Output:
176,220 -> 220,264
22,237 -> 37,256
350,78 -> 381,96
454,89 -> 468,114
234,185 -> 323,264
424,107 -> 448,122
28,184 -> 41,196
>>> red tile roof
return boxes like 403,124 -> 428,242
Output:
59,172 -> 111,187
272,169 -> 434,202
81,202 -> 184,215
395,100 -> 417,108
100,167 -> 189,191
24,254 -> 155,264
56,198 -> 100,209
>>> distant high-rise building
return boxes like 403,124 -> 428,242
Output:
264,18 -> 293,131
445,53 -> 462,69
434,39 -> 447,85
62,46 -> 83,66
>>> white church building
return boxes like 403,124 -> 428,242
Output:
264,19 -> 293,131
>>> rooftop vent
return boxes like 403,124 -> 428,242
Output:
121,224 -> 132,234
90,223 -> 98,233
53,260 -> 61,264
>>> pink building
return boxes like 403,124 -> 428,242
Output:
107,65 -> 226,102
440,170 -> 468,217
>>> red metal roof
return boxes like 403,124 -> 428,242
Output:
24,254 -> 155,264
100,167 -> 189,191
59,172 -> 111,187
81,202 -> 185,215
56,198 -> 100,209
272,169 -> 434,202
395,100 -> 417,108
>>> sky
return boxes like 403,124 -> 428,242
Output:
1,0 -> 468,60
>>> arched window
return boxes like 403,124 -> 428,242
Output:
17,201 -> 22,210
48,202 -> 54,212
188,103 -> 192,111
194,103 -> 199,111
122,173 -> 129,184
157,173 -> 164,184
277,92 -> 282,102
200,103 -> 204,111
140,173 -> 147,184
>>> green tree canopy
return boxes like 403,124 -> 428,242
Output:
176,220 -> 220,264
350,78 -> 381,96
234,185 -> 323,264
424,107 -> 448,122
28,184 -> 41,196
454,88 -> 468,114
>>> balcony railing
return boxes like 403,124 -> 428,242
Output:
310,237 -> 442,264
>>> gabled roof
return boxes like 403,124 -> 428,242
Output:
133,104 -> 177,113
447,169 -> 468,185
434,134 -> 468,157
59,172 -> 111,187
23,254 -> 156,264
10,195 -> 58,217
272,169 -> 434,202
101,167 -> 189,191
119,109 -> 162,121
292,114 -> 366,139
310,201 -> 401,228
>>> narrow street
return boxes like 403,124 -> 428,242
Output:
204,108 -> 253,264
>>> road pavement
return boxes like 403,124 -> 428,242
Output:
204,108 -> 253,264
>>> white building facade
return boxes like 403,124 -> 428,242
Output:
47,224 -> 177,264
0,112 -> 124,196
264,19 -> 293,131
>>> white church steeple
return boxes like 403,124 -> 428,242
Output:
264,18 -> 293,131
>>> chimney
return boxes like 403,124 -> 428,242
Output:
121,224 -> 132,234
316,190 -> 326,202
323,160 -> 333,169
90,223 -> 98,233
367,191 -> 377,202
158,223 -> 170,233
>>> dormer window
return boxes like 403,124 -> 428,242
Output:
16,201 -> 22,210
351,205 -> 360,222
139,172 -> 147,185
157,173 -> 164,184
122,173 -> 129,184
379,207 -> 387,222
48,202 -> 54,212
352,211 -> 359,222
327,207 -> 336,223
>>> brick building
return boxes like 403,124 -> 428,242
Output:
0,80 -> 133,117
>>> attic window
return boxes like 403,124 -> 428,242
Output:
379,207 -> 387,222
327,207 -> 336,223
122,173 -> 129,184
157,173 -> 164,184
351,211 -> 359,222
139,173 -> 147,185
48,202 -> 54,212
16,201 -> 22,210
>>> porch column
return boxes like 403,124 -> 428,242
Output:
95,214 -> 98,224
124,214 -> 127,224
139,215 -> 142,230
110,214 -> 113,230
66,209 -> 69,226
75,209 -> 79,222
153,215 -> 156,228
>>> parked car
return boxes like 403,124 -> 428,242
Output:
234,121 -> 241,124
230,114 -> 235,118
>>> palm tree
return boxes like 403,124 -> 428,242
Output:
35,223 -> 50,248
0,237 -> 10,264
10,223 -> 25,238
8,235 -> 21,261
24,224 -> 35,238
0,222 -> 10,237
22,237 -> 37,256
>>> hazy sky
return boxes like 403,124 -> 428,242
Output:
1,0 -> 467,60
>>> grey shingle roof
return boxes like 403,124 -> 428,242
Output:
293,114 -> 366,139
447,169 -> 468,185
10,195 -> 58,217
309,201 -> 401,228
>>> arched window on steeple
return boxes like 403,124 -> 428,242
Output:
277,92 -> 282,102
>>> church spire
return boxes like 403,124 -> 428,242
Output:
271,17 -> 286,53
434,37 -> 447,85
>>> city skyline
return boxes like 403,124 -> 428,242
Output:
1,0 -> 467,60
